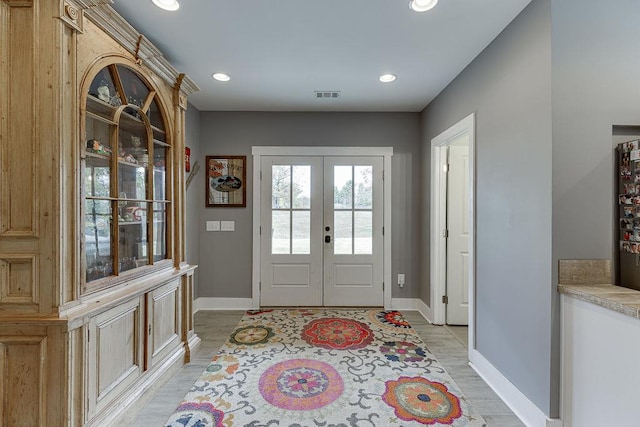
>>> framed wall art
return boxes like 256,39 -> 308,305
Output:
206,155 -> 246,207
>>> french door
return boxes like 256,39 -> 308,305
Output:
260,156 -> 383,306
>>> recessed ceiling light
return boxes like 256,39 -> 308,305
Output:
379,73 -> 397,83
212,73 -> 231,82
152,0 -> 180,11
409,0 -> 438,12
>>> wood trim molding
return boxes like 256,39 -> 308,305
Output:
83,4 -> 200,96
2,0 -> 33,6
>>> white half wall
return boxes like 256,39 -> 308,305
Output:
561,295 -> 640,427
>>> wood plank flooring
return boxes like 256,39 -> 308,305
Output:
128,310 -> 524,426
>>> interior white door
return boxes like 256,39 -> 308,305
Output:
446,139 -> 470,325
260,155 -> 384,307
260,157 -> 323,306
323,157 -> 383,306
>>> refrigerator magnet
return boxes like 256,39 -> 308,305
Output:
622,241 -> 631,252
624,206 -> 634,218
631,242 -> 639,253
631,150 -> 640,162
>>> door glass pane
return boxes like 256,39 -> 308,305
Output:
334,166 -> 353,209
272,211 -> 290,254
354,211 -> 372,254
272,165 -> 291,209
292,166 -> 311,209
292,211 -> 310,254
334,211 -> 353,254
354,166 -> 373,209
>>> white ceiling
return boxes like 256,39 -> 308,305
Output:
111,0 -> 531,112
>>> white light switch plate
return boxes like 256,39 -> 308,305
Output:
206,220 -> 220,231
221,220 -> 235,231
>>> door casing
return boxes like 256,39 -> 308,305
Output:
252,146 -> 393,308
430,113 -> 476,350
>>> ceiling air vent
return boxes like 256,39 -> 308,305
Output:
315,91 -> 341,99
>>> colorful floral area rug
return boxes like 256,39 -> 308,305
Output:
165,309 -> 486,426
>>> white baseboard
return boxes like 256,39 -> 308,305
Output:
194,297 -> 253,312
469,349 -> 562,427
391,298 -> 433,323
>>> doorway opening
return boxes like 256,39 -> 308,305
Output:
430,114 -> 475,350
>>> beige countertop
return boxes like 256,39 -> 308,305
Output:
557,259 -> 640,319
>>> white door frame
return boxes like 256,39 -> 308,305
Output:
252,146 -> 393,309
430,113 -> 475,348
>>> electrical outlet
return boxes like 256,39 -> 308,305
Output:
398,273 -> 405,287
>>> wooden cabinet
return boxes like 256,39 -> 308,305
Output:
0,1 -> 200,426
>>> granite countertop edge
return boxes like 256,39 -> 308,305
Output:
558,283 -> 640,319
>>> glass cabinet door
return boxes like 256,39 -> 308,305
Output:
82,64 -> 171,290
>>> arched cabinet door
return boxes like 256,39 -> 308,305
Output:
82,63 -> 172,293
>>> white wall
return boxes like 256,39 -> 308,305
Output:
561,295 -> 640,426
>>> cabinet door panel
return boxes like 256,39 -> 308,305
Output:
88,297 -> 144,415
147,279 -> 181,368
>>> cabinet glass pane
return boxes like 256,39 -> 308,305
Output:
118,162 -> 147,202
88,66 -> 121,106
85,116 -> 113,156
334,166 -> 353,209
292,211 -> 310,254
272,165 -> 291,209
272,211 -> 290,254
153,203 -> 167,262
354,211 -> 373,254
148,98 -> 165,131
292,166 -> 311,209
116,65 -> 149,110
153,144 -> 167,200
118,204 -> 147,273
85,156 -> 110,198
354,166 -> 373,209
85,199 -> 112,282
334,211 -> 353,254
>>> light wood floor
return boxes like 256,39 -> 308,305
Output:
128,310 -> 524,426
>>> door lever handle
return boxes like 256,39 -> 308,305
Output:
325,235 -> 331,243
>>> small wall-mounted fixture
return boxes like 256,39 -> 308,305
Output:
409,0 -> 438,12
152,0 -> 180,11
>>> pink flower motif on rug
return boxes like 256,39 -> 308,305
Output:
382,376 -> 462,425
258,359 -> 344,410
171,402 -> 225,427
301,317 -> 374,350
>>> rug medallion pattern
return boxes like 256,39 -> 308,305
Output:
165,309 -> 485,426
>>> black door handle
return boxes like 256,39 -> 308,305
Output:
325,235 -> 331,243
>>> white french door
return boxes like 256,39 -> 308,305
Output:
260,155 -> 384,307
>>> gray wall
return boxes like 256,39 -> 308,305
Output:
185,102 -> 201,291
421,0 -> 554,416
552,3 -> 640,278
197,112 -> 421,300
551,0 -> 640,416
